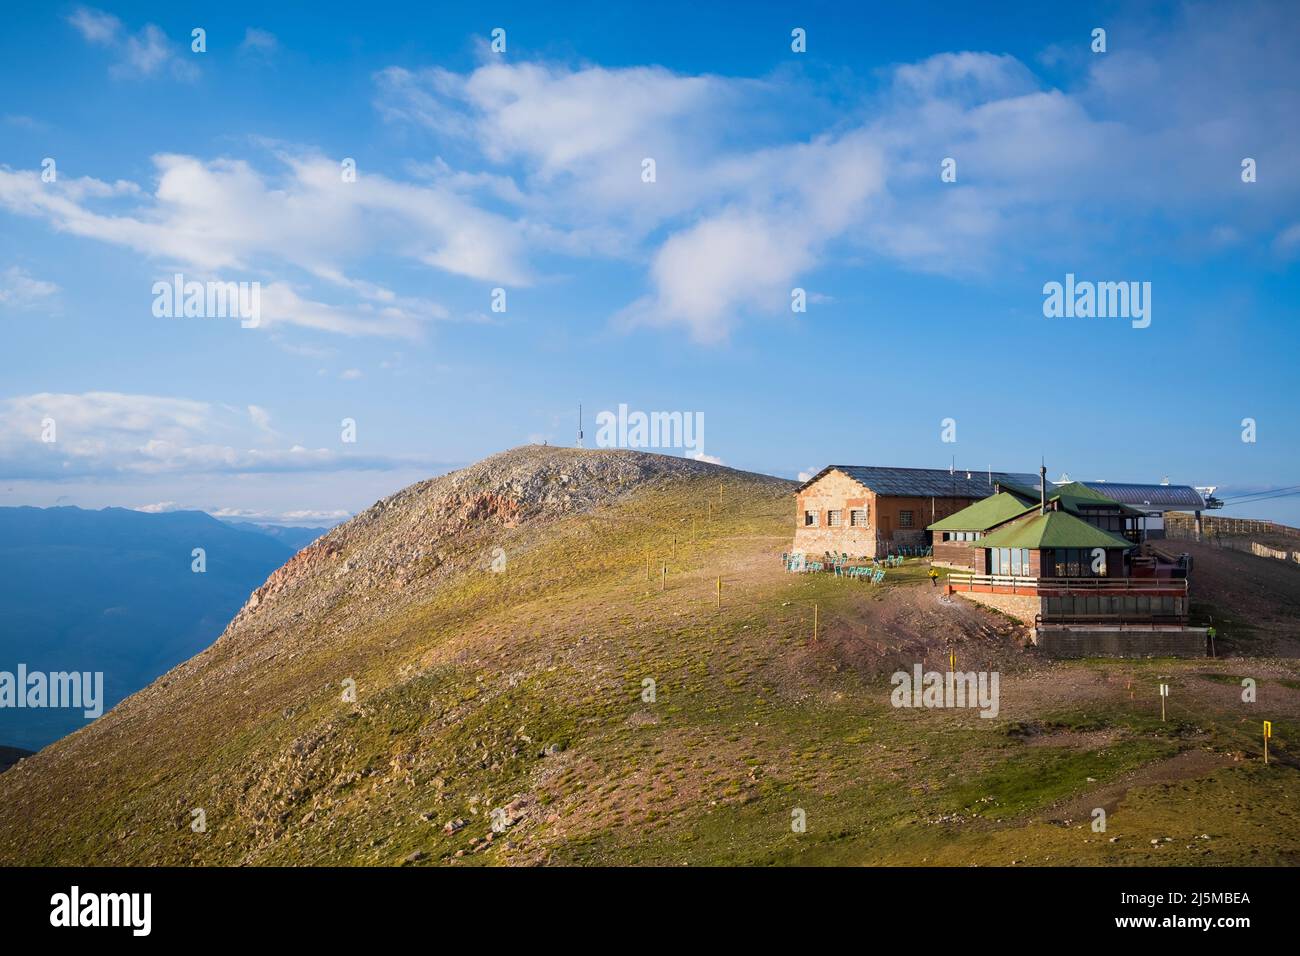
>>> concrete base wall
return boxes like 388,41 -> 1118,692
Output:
1033,625 -> 1207,659
952,590 -> 1041,624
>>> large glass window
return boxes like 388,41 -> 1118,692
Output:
991,548 -> 1032,576
1052,548 -> 1107,577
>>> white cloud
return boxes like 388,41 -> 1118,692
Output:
3,114 -> 45,130
135,500 -> 180,513
0,152 -> 521,337
381,61 -> 882,341
240,28 -> 278,57
247,404 -> 274,435
280,508 -> 349,521
0,392 -> 424,479
1275,222 -> 1300,257
66,7 -> 197,80
211,506 -> 349,522
892,51 -> 1039,104
375,12 -> 1300,339
620,131 -> 883,342
339,368 -> 363,380
67,6 -> 120,45
14,8 -> 1300,349
0,266 -> 58,309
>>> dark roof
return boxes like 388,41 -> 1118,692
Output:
1051,482 -> 1146,517
1080,482 -> 1206,510
797,465 -> 1044,498
995,480 -> 1043,502
976,511 -> 1136,550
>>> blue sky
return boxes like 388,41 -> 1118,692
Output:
1,0 -> 1297,525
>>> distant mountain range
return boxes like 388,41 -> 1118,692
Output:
220,521 -> 330,552
0,506 -> 295,750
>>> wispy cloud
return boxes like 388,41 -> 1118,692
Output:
0,266 -> 59,309
0,392 -> 429,479
0,151 -> 524,336
15,3 -> 1300,347
66,6 -> 198,81
375,5 -> 1300,340
239,28 -> 279,59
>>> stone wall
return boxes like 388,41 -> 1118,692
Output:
1033,625 -> 1207,658
951,590 -> 1041,624
793,470 -> 878,557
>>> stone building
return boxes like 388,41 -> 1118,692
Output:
792,465 -> 1043,559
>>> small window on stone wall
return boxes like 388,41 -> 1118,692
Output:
899,510 -> 914,528
828,510 -> 842,527
804,510 -> 817,526
850,509 -> 867,527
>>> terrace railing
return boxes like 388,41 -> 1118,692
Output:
945,573 -> 1189,596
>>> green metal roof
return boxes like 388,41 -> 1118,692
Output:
1052,481 -> 1115,501
974,510 -> 1136,550
927,492 -> 1036,532
1051,482 -> 1145,517
927,480 -> 1145,535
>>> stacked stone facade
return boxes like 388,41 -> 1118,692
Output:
792,469 -> 981,558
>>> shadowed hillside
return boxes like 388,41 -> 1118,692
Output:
0,446 -> 1297,866
0,506 -> 294,749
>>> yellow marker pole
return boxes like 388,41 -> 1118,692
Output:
949,649 -> 956,672
716,575 -> 722,609
661,564 -> 666,592
813,603 -> 818,642
1264,720 -> 1272,765
692,517 -> 696,541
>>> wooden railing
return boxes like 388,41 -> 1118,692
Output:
946,573 -> 1188,595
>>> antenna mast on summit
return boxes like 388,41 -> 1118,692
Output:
576,403 -> 584,448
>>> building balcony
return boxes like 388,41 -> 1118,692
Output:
944,572 -> 1188,597
944,573 -> 1190,626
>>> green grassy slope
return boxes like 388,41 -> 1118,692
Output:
0,447 -> 1296,866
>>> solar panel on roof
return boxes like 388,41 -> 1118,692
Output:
812,466 -> 1044,498
797,467 -> 1207,511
